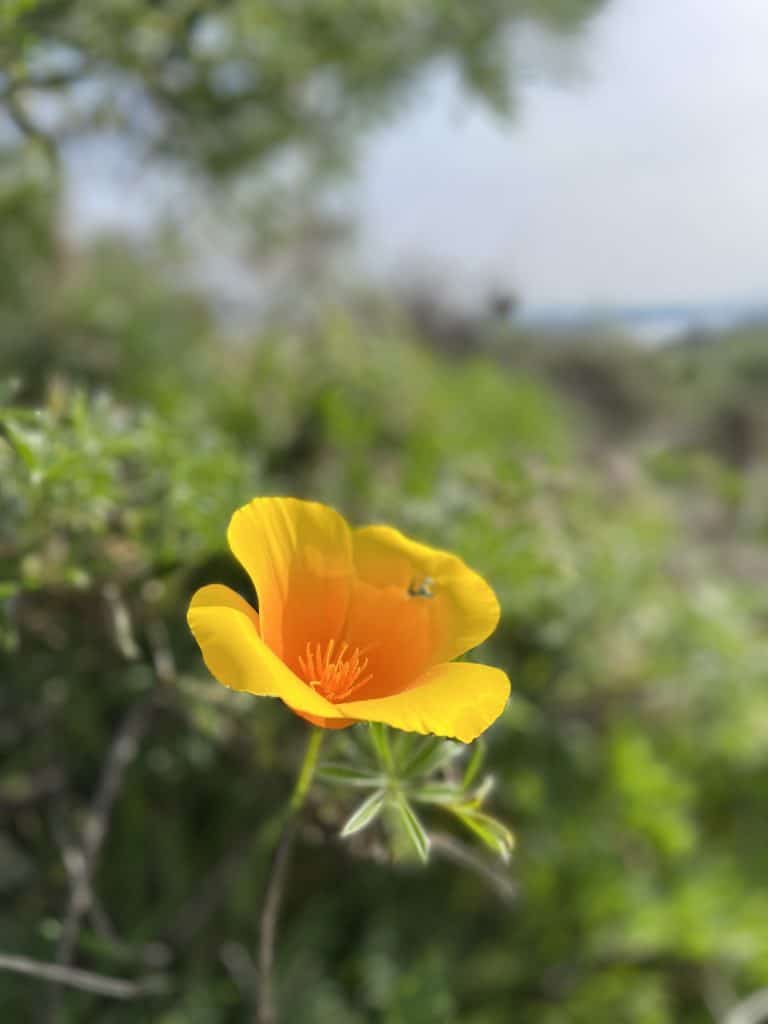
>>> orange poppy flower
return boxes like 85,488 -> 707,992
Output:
187,498 -> 509,742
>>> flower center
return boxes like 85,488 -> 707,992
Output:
298,639 -> 373,703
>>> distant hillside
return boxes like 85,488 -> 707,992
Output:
520,300 -> 768,344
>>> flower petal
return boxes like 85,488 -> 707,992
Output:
292,711 -> 356,730
189,583 -> 260,631
352,525 -> 500,666
227,498 -> 354,671
338,661 -> 510,743
187,584 -> 347,721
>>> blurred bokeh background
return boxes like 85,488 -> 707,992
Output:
3,1 -> 768,1021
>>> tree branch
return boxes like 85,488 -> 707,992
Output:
48,692 -> 156,1017
430,831 -> 518,905
4,88 -> 60,169
0,953 -> 168,1000
723,989 -> 768,1024
255,818 -> 299,1024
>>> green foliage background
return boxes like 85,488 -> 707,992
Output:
3,2 -> 768,1022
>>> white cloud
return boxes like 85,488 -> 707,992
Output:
356,0 -> 768,308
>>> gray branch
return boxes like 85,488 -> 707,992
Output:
0,953 -> 168,1000
48,691 -> 156,1019
723,990 -> 768,1024
430,831 -> 519,906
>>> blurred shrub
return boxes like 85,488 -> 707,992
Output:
664,332 -> 768,467
3,236 -> 768,1022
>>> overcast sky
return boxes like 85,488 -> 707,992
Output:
354,0 -> 768,310
68,0 -> 768,314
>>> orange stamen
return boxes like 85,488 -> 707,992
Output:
298,638 -> 372,702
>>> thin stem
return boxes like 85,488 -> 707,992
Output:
0,953 -> 168,1000
255,727 -> 324,1024
48,692 -> 155,1021
723,989 -> 768,1024
288,726 -> 324,813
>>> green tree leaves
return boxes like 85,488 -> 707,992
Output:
1,0 -> 607,175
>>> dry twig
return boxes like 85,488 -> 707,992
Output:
0,953 -> 168,1000
430,831 -> 518,905
48,693 -> 156,1018
723,989 -> 768,1024
256,818 -> 299,1024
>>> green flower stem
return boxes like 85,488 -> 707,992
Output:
288,726 -> 324,814
256,727 -> 325,1024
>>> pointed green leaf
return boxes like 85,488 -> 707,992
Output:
3,419 -> 40,470
462,739 -> 486,789
317,763 -> 384,788
340,790 -> 385,837
390,729 -> 412,764
392,794 -> 430,863
335,728 -> 377,767
471,775 -> 495,807
450,806 -> 515,863
399,734 -> 441,775
410,783 -> 465,806
454,775 -> 495,811
403,737 -> 465,779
